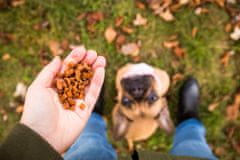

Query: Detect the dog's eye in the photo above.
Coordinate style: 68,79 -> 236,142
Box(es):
147,91 -> 159,104
121,97 -> 132,107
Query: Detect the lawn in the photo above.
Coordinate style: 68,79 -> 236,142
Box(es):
0,0 -> 240,159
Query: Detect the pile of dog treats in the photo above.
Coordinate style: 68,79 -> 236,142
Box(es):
55,62 -> 93,110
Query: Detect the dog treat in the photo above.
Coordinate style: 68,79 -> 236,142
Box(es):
55,62 -> 93,110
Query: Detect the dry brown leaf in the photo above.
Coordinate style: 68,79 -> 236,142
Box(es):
115,34 -> 126,47
121,43 -> 140,56
163,40 -> 179,49
135,1 -> 146,9
115,16 -> 124,27
225,23 -> 233,33
104,27 -> 117,43
48,40 -> 63,56
214,0 -> 225,7
214,147 -> 226,156
230,27 -> 240,40
16,105 -> 24,114
157,8 -> 174,21
172,73 -> 184,85
133,13 -> 148,26
226,92 -> 240,121
11,0 -> 25,7
192,27 -> 198,38
3,114 -> 8,122
121,26 -> 134,34
208,102 -> 219,112
2,53 -> 10,61
220,50 -> 234,67
86,11 -> 104,25
173,46 -> 185,58
13,82 -> 27,98
195,7 -> 209,15
76,13 -> 87,20
61,39 -> 69,51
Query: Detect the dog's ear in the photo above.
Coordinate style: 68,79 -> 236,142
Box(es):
112,105 -> 129,140
154,68 -> 170,97
156,100 -> 174,134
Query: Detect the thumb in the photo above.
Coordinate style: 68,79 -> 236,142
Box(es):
34,56 -> 62,87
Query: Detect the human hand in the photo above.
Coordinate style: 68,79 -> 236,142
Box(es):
20,47 -> 106,154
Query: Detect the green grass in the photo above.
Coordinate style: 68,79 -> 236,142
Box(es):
0,0 -> 240,159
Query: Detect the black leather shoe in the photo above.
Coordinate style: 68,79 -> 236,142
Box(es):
177,77 -> 200,124
93,84 -> 105,115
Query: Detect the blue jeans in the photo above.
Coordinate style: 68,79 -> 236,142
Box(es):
64,114 -> 216,160
170,118 -> 217,160
64,113 -> 117,160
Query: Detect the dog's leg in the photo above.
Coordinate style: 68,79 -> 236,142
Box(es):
112,104 -> 130,140
156,99 -> 175,134
127,138 -> 134,152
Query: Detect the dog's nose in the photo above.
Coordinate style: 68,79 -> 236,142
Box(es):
121,75 -> 153,101
130,86 -> 144,99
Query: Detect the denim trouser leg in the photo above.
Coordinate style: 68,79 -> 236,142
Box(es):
64,113 -> 117,160
170,118 -> 217,160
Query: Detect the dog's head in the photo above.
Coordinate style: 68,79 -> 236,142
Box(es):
113,63 -> 174,140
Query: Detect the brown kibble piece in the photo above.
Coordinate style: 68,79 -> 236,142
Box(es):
79,103 -> 86,110
55,62 -> 93,110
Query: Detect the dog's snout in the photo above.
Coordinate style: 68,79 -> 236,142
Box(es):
130,86 -> 144,99
121,75 -> 153,101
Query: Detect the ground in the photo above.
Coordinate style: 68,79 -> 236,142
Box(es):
0,0 -> 240,159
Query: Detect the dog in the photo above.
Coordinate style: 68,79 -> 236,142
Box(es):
112,63 -> 174,151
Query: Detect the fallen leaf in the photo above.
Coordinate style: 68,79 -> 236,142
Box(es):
61,39 -> 69,51
191,27 -> 198,38
195,7 -> 209,15
133,13 -> 148,26
0,32 -> 15,43
135,1 -> 146,9
33,21 -> 50,31
172,73 -> 184,85
225,23 -> 233,33
48,40 -> 63,56
104,26 -> 117,43
230,26 -> 240,40
226,92 -> 240,121
2,53 -> 11,61
13,82 -> 27,99
16,105 -> 24,114
2,114 -> 8,122
69,44 -> 84,50
214,147 -> 226,156
156,8 -> 174,21
163,40 -> 179,49
208,102 -> 219,112
121,43 -> 140,56
121,26 -> 134,34
11,0 -> 25,7
179,0 -> 190,5
115,16 -> 124,27
76,13 -> 87,20
86,11 -> 104,25
173,46 -> 185,58
115,34 -> 126,47
220,50 -> 234,67
214,0 -> 225,7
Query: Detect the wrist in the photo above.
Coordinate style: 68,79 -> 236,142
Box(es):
20,121 -> 62,153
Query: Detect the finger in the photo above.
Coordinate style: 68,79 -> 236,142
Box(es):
92,56 -> 106,70
84,67 -> 105,111
60,46 -> 87,73
34,56 -> 62,87
82,50 -> 97,65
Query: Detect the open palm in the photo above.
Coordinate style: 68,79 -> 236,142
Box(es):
21,47 -> 106,153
